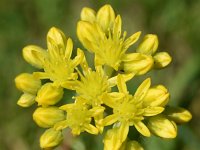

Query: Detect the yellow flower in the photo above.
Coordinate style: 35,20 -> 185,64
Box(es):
77,4 -> 141,70
54,102 -> 104,136
102,75 -> 165,139
40,128 -> 63,149
23,27 -> 84,87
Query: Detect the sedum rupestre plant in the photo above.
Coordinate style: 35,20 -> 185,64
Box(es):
15,4 -> 192,150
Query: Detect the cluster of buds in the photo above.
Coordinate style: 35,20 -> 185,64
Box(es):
15,4 -> 191,150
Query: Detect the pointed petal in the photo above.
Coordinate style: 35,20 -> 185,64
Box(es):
123,31 -> 141,51
102,93 -> 125,108
134,121 -> 151,137
143,107 -> 164,116
33,72 -> 50,79
103,114 -> 118,126
96,4 -> 115,32
113,15 -> 122,39
54,120 -> 68,130
81,7 -> 96,23
64,38 -> 73,60
134,78 -> 151,101
84,124 -> 99,135
117,75 -> 128,94
71,48 -> 84,68
118,121 -> 129,142
61,80 -> 77,90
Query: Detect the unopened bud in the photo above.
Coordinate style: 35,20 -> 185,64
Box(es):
153,52 -> 172,68
36,83 -> 63,106
40,128 -> 63,149
143,85 -> 169,107
17,93 -> 35,107
81,7 -> 96,23
136,34 -> 158,55
147,115 -> 177,139
15,73 -> 41,94
123,141 -> 144,150
23,45 -> 47,69
33,107 -> 65,128
122,53 -> 154,75
165,106 -> 192,124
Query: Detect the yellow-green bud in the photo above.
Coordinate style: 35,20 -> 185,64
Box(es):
23,45 -> 47,69
153,52 -> 172,68
136,34 -> 158,55
36,83 -> 63,106
96,4 -> 115,32
124,141 -> 144,150
40,128 -> 63,149
17,93 -> 35,107
33,107 -> 65,128
103,128 -> 123,150
81,7 -> 96,23
165,106 -> 192,124
122,53 -> 154,75
15,73 -> 41,94
147,115 -> 177,139
143,85 -> 169,107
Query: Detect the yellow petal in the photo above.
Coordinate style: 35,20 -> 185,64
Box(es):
64,37 -> 73,60
103,93 -> 125,108
123,31 -> 141,51
113,15 -> 122,39
96,4 -> 115,32
54,120 -> 68,130
71,48 -> 84,68
134,78 -> 151,102
134,121 -> 151,137
47,27 -> 67,60
143,106 -> 164,116
117,74 -> 128,94
84,124 -> 99,135
118,121 -> 129,143
81,7 -> 96,23
103,114 -> 118,126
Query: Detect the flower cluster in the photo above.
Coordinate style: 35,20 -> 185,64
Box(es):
15,4 -> 192,150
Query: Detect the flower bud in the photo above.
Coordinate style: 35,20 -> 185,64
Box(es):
122,53 -> 154,75
33,107 -> 65,128
153,52 -> 172,68
36,83 -> 63,106
23,45 -> 47,69
96,4 -> 115,32
164,106 -> 192,124
40,128 -> 63,149
136,34 -> 158,55
122,141 -> 144,150
15,73 -> 41,94
81,7 -> 96,23
147,115 -> 177,138
143,85 -> 169,107
17,93 -> 35,107
103,128 -> 122,150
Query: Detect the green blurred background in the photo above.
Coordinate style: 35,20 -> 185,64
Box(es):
0,0 -> 200,149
